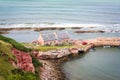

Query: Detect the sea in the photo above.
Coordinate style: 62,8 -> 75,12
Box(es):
62,47 -> 120,80
0,0 -> 120,32
0,0 -> 120,80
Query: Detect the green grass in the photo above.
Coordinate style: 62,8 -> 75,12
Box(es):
0,56 -> 15,80
0,40 -> 15,60
31,54 -> 43,67
0,76 -> 4,80
34,45 -> 74,51
30,54 -> 42,80
9,69 -> 40,80
0,58 -> 41,80
22,43 -> 74,52
0,35 -> 30,52
0,40 -> 41,80
0,56 -> 40,80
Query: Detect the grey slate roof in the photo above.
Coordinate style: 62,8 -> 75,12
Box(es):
56,32 -> 69,40
40,32 -> 69,42
41,33 -> 58,42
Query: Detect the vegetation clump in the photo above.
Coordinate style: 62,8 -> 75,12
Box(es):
0,35 -> 31,52
31,54 -> 43,67
31,54 -> 43,80
9,69 -> 38,80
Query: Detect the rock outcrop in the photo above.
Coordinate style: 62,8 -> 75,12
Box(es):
12,48 -> 35,72
37,49 -> 71,60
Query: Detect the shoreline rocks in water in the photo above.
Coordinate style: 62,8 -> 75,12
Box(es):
33,27 -> 65,31
74,30 -> 105,33
0,27 -> 65,31
1,27 -> 120,34
0,27 -> 32,34
71,27 -> 82,29
0,27 -> 32,31
0,27 -> 65,34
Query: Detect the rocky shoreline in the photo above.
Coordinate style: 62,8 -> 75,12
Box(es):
38,37 -> 120,80
1,27 -> 120,34
37,45 -> 93,80
39,60 -> 66,80
39,54 -> 82,80
0,27 -> 65,34
74,30 -> 105,33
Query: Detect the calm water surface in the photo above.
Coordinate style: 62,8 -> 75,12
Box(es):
3,29 -> 120,42
62,47 -> 120,80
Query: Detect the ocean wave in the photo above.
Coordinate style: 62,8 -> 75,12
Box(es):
0,23 -> 104,28
0,23 -> 120,33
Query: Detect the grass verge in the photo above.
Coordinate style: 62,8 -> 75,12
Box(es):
22,43 -> 74,52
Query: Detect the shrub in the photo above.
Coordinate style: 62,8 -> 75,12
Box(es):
30,54 -> 42,80
31,54 -> 43,67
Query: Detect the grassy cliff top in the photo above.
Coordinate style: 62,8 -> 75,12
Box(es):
0,40 -> 15,60
0,35 -> 31,52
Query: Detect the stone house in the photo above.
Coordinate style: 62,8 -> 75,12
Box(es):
37,32 -> 70,46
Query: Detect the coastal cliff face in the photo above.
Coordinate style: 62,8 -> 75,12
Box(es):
0,35 -> 41,80
12,48 -> 35,72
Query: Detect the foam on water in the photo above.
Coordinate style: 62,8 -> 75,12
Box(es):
7,23 -> 104,28
1,23 -> 120,33
0,23 -> 107,28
